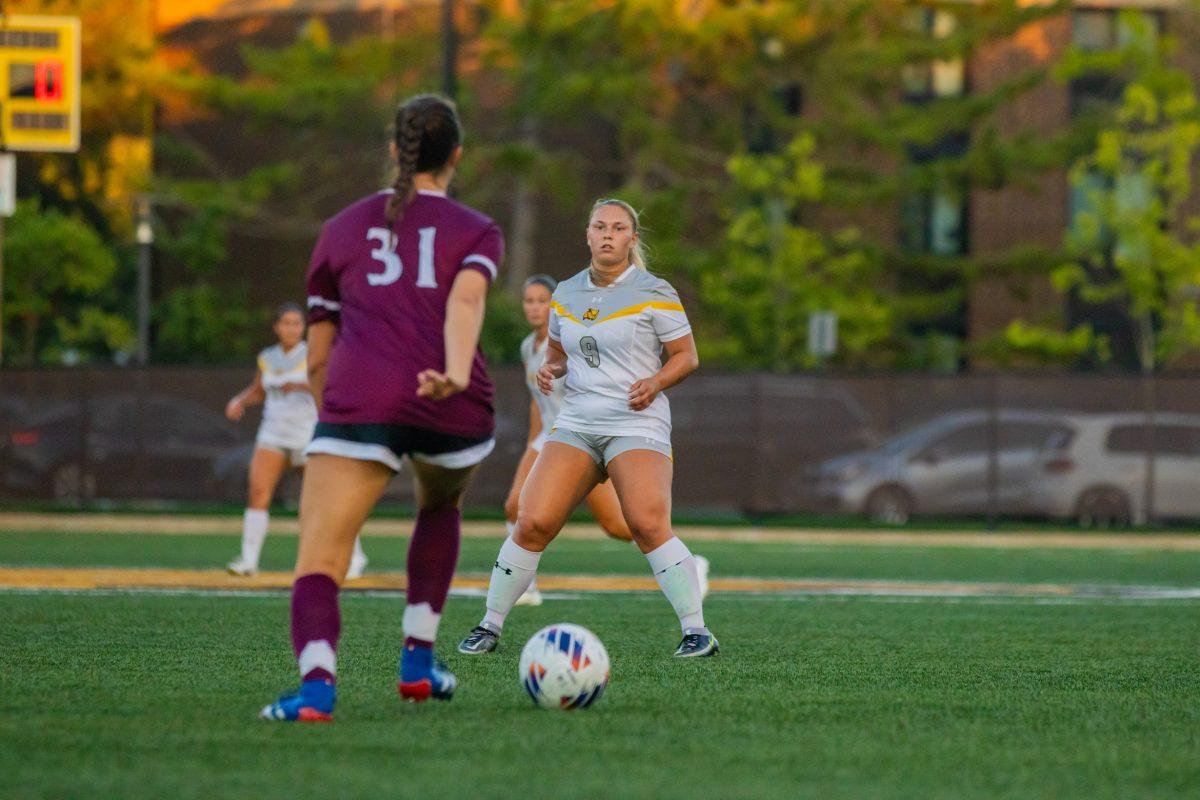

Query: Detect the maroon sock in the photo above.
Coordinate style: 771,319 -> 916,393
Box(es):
291,573 -> 340,683
404,506 -> 462,646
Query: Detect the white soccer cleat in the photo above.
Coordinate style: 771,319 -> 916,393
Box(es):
346,554 -> 369,581
226,557 -> 257,577
515,586 -> 544,607
695,554 -> 710,599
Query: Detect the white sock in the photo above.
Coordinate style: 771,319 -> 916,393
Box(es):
402,601 -> 440,643
240,508 -> 269,567
481,536 -> 541,633
505,520 -> 538,591
646,537 -> 706,634
351,535 -> 367,564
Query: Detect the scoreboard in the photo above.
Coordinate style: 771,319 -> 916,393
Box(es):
0,15 -> 80,153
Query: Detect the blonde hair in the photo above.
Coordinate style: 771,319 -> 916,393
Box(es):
589,198 -> 647,269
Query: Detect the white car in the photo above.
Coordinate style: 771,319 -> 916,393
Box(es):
1030,412 -> 1200,527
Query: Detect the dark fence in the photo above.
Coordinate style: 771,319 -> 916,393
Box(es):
2,367 -> 1198,524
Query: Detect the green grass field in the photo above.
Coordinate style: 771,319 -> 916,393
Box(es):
2,525 -> 1199,799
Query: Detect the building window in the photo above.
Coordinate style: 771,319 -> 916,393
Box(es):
902,8 -> 966,102
1069,9 -> 1161,117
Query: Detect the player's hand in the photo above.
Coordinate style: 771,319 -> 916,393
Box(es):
628,377 -> 662,411
537,362 -> 565,395
225,397 -> 245,421
417,369 -> 467,401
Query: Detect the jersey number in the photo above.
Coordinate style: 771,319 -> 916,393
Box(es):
366,227 -> 438,288
580,336 -> 601,368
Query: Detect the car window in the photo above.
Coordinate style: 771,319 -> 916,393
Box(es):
923,423 -> 989,458
1106,424 -> 1200,457
999,422 -> 1073,453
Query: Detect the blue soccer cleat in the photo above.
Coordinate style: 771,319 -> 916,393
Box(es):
397,642 -> 457,702
259,678 -> 336,722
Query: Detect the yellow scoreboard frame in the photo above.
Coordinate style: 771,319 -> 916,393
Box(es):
0,15 -> 80,153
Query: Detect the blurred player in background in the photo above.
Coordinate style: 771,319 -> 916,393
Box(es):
459,199 -> 717,659
500,274 -> 708,609
261,94 -> 503,722
223,303 -> 369,579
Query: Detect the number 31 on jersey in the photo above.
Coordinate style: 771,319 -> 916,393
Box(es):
366,227 -> 438,289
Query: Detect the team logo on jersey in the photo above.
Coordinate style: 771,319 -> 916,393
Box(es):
583,307 -> 599,321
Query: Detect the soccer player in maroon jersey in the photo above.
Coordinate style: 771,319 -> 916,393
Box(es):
261,94 -> 503,722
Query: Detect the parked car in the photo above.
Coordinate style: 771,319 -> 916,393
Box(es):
1030,413 -> 1200,527
808,410 -> 1074,523
3,393 -> 250,501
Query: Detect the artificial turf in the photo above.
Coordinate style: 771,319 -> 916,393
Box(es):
2,528 -> 1199,798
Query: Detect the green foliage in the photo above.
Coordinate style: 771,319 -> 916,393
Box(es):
699,135 -> 892,369
1019,11 -> 1200,371
480,291 -> 529,366
152,283 -> 262,363
3,201 -> 133,364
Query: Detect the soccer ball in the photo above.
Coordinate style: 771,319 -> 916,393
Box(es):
518,623 -> 610,710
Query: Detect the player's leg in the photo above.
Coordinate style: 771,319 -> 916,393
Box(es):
396,457 -> 478,701
261,454 -> 391,721
583,479 -> 634,542
294,454 -> 370,580
228,446 -> 288,576
506,446 -> 543,606
585,475 -> 708,595
459,437 -> 601,654
605,444 -> 718,658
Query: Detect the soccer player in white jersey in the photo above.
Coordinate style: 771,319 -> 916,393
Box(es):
223,303 -> 367,578
501,273 -> 708,608
459,199 -> 718,658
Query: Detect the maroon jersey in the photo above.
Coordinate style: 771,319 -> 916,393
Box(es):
306,190 -> 503,437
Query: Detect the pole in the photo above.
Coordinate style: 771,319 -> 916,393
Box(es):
441,0 -> 457,100
0,212 -> 5,367
135,197 -> 153,365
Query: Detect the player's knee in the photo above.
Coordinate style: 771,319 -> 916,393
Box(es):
503,494 -> 519,523
599,516 -> 633,541
248,487 -> 273,509
514,513 -> 557,547
624,513 -> 670,543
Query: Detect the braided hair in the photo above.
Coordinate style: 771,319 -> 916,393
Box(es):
386,94 -> 463,228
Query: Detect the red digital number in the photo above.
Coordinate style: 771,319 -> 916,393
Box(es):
35,60 -> 63,103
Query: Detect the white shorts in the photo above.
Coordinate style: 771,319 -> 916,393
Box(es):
530,431 -> 550,453
255,434 -> 308,468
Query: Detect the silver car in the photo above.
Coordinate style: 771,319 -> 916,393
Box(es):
809,410 -> 1073,524
1028,413 -> 1200,527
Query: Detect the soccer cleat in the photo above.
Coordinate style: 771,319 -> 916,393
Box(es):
515,586 -> 544,607
457,625 -> 499,655
398,643 -> 457,702
259,678 -> 335,722
695,554 -> 711,599
345,553 -> 368,581
673,631 -> 719,658
226,557 -> 257,577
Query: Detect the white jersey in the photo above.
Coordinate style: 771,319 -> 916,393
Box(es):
548,265 -> 691,443
520,331 -> 564,440
257,343 -> 318,448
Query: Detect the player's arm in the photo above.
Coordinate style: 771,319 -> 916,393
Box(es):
306,321 -> 337,412
536,339 -> 567,395
225,370 -> 265,421
417,270 -> 489,401
628,334 -> 699,412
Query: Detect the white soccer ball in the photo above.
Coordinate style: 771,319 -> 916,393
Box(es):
518,623 -> 610,710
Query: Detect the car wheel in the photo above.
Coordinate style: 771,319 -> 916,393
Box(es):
865,486 -> 914,526
51,463 -> 96,501
1075,487 -> 1132,529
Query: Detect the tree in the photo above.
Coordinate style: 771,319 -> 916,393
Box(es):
4,201 -> 133,365
1006,11 -> 1200,371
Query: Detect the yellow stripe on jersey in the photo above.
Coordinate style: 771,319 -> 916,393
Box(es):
551,300 -> 581,324
594,301 -> 685,325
